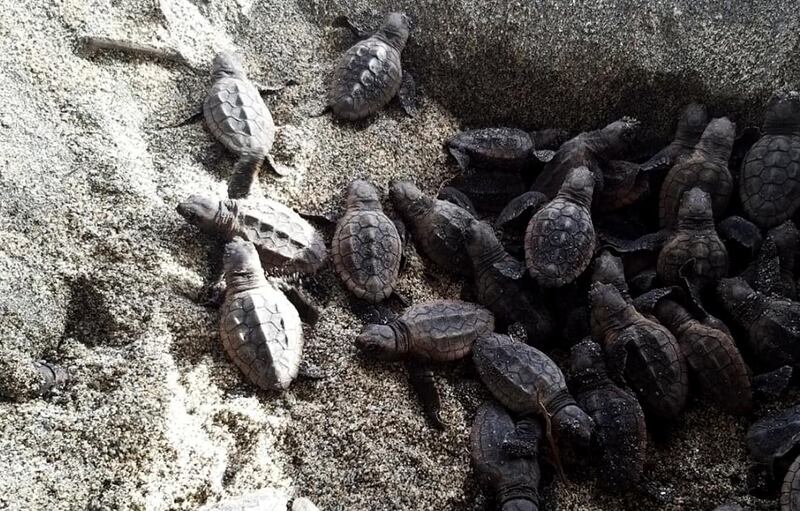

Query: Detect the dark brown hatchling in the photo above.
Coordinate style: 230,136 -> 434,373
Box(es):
740,91 -> 800,229
472,333 -> 595,456
659,117 -> 735,229
328,13 -> 415,120
569,339 -> 647,492
177,195 -> 327,275
219,238 -> 303,391
446,127 -> 567,173
332,180 -> 402,303
356,300 -> 494,428
590,282 -> 688,419
653,298 -> 752,415
657,187 -> 729,287
640,102 -> 709,173
202,52 -> 286,199
525,166 -> 596,287
390,180 -> 475,276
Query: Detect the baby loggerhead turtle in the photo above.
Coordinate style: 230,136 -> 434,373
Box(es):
356,300 -> 494,428
327,13 -> 416,120
446,127 -> 567,174
219,238 -> 304,391
640,102 -> 709,173
332,180 -> 402,303
740,91 -> 800,229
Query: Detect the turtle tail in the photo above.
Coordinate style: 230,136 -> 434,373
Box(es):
227,154 -> 263,199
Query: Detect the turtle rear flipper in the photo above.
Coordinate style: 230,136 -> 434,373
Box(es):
407,360 -> 447,430
35,361 -> 70,396
228,154 -> 264,199
397,72 -> 417,118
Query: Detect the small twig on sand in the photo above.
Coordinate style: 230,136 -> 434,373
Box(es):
79,35 -> 202,74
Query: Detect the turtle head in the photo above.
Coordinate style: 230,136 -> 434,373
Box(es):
499,499 -> 538,511
211,51 -> 246,79
600,116 -> 640,152
177,195 -> 219,230
569,338 -> 606,376
555,405 -> 595,451
589,281 -> 628,322
677,187 -> 713,225
379,12 -> 412,49
222,237 -> 265,288
676,102 -> 709,140
764,90 -> 800,134
345,179 -> 381,210
389,180 -> 430,219
558,166 -> 595,205
355,324 -> 403,360
592,250 -> 626,288
716,277 -> 754,306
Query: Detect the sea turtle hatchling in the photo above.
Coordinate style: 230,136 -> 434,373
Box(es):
740,91 -> 800,229
446,127 -> 568,174
533,117 -> 640,199
716,277 -> 800,370
653,298 -> 752,415
332,180 -> 402,303
201,52 -> 288,199
219,238 -> 304,391
470,401 -> 543,511
472,333 -> 595,456
356,300 -> 494,428
327,12 -> 415,120
747,403 -> 800,508
590,282 -> 688,419
659,117 -> 736,229
569,339 -> 647,492
465,220 -> 555,344
657,187 -> 729,287
525,166 -> 596,288
640,102 -> 709,173
390,180 -> 475,276
177,195 -> 327,275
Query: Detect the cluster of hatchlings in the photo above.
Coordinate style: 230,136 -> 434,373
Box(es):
65,10 -> 800,511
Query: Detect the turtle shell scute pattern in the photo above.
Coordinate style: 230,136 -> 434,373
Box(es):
204,77 -> 275,156
234,200 -> 328,275
332,209 -> 402,303
449,128 -> 533,168
415,201 -> 475,275
678,323 -> 751,414
781,454 -> 800,510
659,160 -> 733,228
401,301 -> 494,362
657,231 -> 728,287
473,333 -> 568,414
220,286 -> 303,391
525,198 -> 596,287
741,135 -> 800,228
620,323 -> 688,419
329,39 -> 402,120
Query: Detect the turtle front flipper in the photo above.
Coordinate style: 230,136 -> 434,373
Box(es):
753,365 -> 793,402
254,79 -> 298,96
639,146 -> 679,174
501,416 -> 542,458
279,284 -> 321,327
263,153 -> 293,177
599,229 -> 668,253
168,108 -> 204,129
35,361 -> 70,396
398,72 -> 417,117
227,154 -> 264,199
332,15 -> 372,39
753,237 -> 782,297
407,360 -> 447,429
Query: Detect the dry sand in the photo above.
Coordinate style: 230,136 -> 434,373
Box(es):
1,0 -> 799,510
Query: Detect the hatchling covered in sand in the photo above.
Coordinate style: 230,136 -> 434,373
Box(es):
327,12 -> 416,120
472,333 -> 595,455
356,300 -> 494,428
219,238 -> 304,391
740,91 -> 800,229
525,166 -> 596,287
332,180 -> 402,303
177,195 -> 328,275
200,52 -> 289,198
